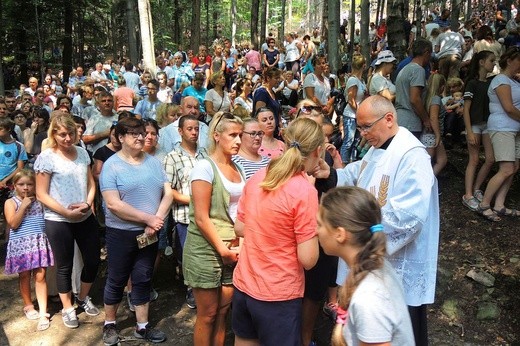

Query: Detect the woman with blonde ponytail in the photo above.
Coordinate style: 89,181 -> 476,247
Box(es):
317,186 -> 414,346
231,117 -> 322,345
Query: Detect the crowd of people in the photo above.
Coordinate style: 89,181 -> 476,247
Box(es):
0,2 -> 519,345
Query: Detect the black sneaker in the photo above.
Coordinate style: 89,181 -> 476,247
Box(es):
103,323 -> 119,346
134,324 -> 167,343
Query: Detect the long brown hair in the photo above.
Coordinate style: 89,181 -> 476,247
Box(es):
319,186 -> 387,346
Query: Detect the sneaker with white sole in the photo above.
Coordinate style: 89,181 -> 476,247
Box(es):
186,288 -> 196,309
77,296 -> 100,316
62,308 -> 79,329
103,323 -> 119,346
474,190 -> 484,203
134,324 -> 167,343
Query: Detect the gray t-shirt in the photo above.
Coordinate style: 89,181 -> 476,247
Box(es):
395,62 -> 426,132
342,261 -> 415,346
369,74 -> 396,97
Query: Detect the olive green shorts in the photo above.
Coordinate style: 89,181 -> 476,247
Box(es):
183,236 -> 235,289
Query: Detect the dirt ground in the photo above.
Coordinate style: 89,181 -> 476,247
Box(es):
0,145 -> 519,346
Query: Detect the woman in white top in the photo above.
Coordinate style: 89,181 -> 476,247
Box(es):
368,50 -> 397,102
284,33 -> 303,79
233,79 -> 253,115
341,54 -> 367,163
478,47 -> 520,221
34,114 -> 100,328
303,55 -> 332,114
205,71 -> 231,122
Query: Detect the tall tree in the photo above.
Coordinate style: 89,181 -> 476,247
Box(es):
260,0 -> 268,45
126,0 -> 138,64
138,0 -> 155,73
280,0 -> 286,43
451,0 -> 461,31
231,0 -> 237,45
190,0 -> 202,50
349,0 -> 355,58
62,0 -> 73,83
0,0 -> 5,95
327,0 -> 340,73
251,0 -> 260,48
360,0 -> 370,64
386,0 -> 406,61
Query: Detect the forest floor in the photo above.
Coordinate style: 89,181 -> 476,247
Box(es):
0,144 -> 519,346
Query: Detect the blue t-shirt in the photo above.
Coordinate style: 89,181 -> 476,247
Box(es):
0,140 -> 27,181
182,86 -> 208,113
100,153 -> 168,231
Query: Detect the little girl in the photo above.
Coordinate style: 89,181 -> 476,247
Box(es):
317,186 -> 414,346
421,73 -> 448,176
461,50 -> 496,211
4,169 -> 54,331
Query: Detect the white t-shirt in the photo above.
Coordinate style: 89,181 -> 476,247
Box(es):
204,89 -> 232,113
33,147 -> 92,223
342,261 -> 415,346
369,73 -> 396,97
189,158 -> 245,221
303,73 -> 331,106
488,74 -> 520,132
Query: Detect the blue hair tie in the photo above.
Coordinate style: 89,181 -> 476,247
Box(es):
370,224 -> 384,233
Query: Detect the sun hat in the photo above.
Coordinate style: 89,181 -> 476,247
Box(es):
375,50 -> 397,66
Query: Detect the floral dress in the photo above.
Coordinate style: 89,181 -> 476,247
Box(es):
4,197 -> 54,275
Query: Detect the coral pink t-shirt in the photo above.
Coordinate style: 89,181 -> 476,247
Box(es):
233,168 -> 318,301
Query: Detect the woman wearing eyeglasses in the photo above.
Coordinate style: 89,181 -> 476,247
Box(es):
183,112 -> 245,346
257,108 -> 285,159
100,117 -> 172,344
232,118 -> 270,180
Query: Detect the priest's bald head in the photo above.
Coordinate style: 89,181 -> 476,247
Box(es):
356,95 -> 399,148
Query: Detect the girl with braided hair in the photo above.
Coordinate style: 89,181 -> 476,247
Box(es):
317,186 -> 414,346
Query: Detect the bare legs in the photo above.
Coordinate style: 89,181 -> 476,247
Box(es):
192,285 -> 234,346
464,133 -> 494,198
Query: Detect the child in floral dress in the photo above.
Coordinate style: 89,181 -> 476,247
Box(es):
4,169 -> 54,331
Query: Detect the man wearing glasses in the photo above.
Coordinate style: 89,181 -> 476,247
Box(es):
83,91 -> 118,153
314,95 -> 439,346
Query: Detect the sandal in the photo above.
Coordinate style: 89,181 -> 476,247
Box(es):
474,190 -> 484,202
493,207 -> 520,217
477,204 -> 501,222
37,313 -> 50,331
23,305 -> 40,320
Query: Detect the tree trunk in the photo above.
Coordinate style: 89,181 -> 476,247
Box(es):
321,0 -> 328,41
360,0 -> 370,64
288,0 -> 293,33
173,0 -> 181,45
190,0 -> 201,50
231,0 -> 237,46
386,0 -> 406,61
62,0 -> 73,83
78,10 -> 85,66
35,3 -> 44,82
126,0 -> 138,64
451,0 -> 461,31
306,0 -> 310,33
465,0 -> 472,22
349,0 -> 355,57
260,0 -> 267,45
138,0 -> 156,73
280,0 -> 286,43
251,0 -> 260,48
205,0 -> 210,45
415,0 -> 422,38
327,0 -> 340,73
376,0 -> 382,26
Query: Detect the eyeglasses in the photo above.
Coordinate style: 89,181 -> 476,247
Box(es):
356,113 -> 387,133
14,115 -> 26,119
300,105 -> 322,113
126,131 -> 146,138
213,112 -> 236,129
243,130 -> 265,138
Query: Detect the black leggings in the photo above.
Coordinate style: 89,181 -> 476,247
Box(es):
45,215 -> 100,293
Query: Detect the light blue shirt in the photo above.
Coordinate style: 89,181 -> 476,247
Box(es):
158,118 -> 209,154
